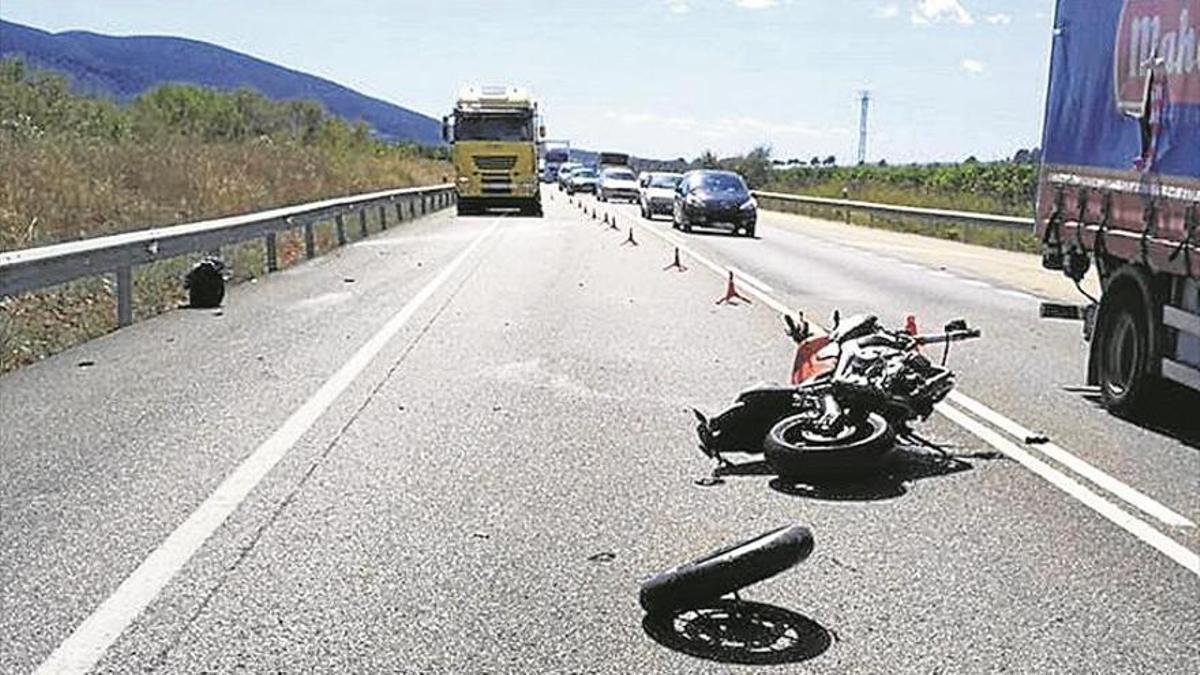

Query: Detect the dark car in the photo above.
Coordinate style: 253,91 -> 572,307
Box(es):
672,170 -> 757,237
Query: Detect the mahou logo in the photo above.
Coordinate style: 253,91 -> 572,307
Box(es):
1114,0 -> 1200,112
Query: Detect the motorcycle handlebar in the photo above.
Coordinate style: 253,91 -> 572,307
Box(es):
912,328 -> 982,346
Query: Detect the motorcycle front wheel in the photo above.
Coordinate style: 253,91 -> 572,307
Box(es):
764,412 -> 894,481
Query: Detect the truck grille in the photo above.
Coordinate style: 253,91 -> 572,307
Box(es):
474,156 -> 517,171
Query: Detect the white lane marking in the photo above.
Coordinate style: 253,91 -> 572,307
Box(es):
601,204 -> 1200,576
961,279 -> 993,289
947,391 -> 1195,528
997,288 -> 1040,303
34,218 -> 505,675
727,267 -> 775,293
937,401 -> 1199,576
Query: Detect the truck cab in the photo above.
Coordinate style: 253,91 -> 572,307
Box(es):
445,85 -> 544,217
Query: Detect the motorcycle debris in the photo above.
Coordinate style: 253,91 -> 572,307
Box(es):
587,551 -> 617,563
1024,433 -> 1050,445
694,476 -> 725,488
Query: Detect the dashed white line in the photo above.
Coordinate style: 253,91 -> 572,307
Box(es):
34,217 -> 506,675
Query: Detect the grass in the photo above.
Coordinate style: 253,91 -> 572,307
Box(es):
0,61 -> 450,373
757,196 -> 1041,254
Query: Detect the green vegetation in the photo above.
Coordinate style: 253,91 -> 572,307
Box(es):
0,59 -> 449,372
692,145 -> 1040,252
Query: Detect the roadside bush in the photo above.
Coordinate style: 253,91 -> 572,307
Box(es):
0,58 -> 449,371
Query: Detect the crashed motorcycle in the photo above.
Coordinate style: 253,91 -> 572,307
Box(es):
694,311 -> 981,480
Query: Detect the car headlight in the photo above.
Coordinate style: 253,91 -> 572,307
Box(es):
686,195 -> 704,207
740,198 -> 757,211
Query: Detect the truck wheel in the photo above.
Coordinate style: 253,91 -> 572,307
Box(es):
1096,286 -> 1154,415
639,524 -> 813,615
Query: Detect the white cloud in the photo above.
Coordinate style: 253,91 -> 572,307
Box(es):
733,0 -> 780,8
665,0 -> 690,14
912,0 -> 974,25
984,13 -> 1012,25
961,58 -> 986,74
873,3 -> 900,19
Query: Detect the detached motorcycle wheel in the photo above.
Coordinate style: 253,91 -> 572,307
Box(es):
764,413 -> 893,481
639,524 -> 813,615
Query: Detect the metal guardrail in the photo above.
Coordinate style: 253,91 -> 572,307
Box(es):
752,190 -> 1035,230
0,184 -> 456,327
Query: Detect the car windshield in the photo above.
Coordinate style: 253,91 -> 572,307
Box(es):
650,174 -> 682,189
695,173 -> 747,194
454,112 -> 533,141
605,170 -> 636,181
575,169 -> 597,178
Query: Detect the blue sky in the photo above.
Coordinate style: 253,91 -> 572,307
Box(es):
0,1 -> 1056,163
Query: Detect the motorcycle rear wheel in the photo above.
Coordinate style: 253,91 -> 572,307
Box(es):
764,413 -> 894,481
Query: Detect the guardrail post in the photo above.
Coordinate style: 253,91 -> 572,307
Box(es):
359,208 -> 369,238
379,205 -> 388,230
335,214 -> 347,246
115,266 -> 133,327
265,232 -> 278,272
394,200 -> 404,222
303,220 -> 315,259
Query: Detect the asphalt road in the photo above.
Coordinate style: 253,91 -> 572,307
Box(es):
1,188 -> 1197,673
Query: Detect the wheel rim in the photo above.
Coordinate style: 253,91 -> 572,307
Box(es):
1105,312 -> 1140,396
781,418 -> 872,448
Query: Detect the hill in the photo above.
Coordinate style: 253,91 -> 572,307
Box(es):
0,19 -> 441,144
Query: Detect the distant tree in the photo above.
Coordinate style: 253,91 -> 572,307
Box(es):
734,145 -> 772,188
822,155 -> 836,166
695,150 -> 720,169
877,159 -> 888,167
810,156 -> 821,166
964,155 -> 979,164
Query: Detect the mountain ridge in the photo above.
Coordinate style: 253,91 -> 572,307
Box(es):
0,19 -> 442,145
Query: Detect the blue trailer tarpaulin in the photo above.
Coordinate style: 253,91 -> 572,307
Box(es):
1043,0 -> 1199,179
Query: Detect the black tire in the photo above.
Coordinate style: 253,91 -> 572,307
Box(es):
746,225 -> 756,238
639,524 -> 814,615
1096,286 -> 1154,415
764,413 -> 893,480
185,263 -> 226,309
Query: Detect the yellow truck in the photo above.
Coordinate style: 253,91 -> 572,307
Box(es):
443,85 -> 544,217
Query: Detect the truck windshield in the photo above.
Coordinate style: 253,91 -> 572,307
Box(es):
456,113 -> 533,141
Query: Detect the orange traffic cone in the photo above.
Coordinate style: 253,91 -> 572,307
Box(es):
716,271 -> 751,305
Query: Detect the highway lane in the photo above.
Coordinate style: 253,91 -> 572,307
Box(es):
605,197 -> 1200,546
1,190 -> 1197,673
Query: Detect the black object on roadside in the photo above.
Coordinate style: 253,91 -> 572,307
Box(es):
185,258 -> 228,308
